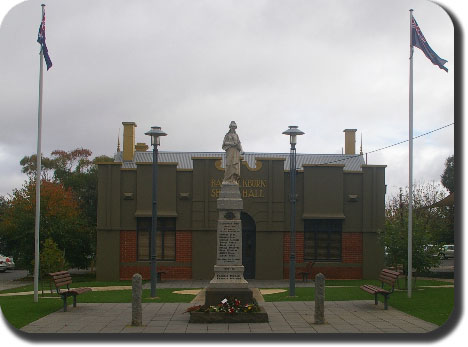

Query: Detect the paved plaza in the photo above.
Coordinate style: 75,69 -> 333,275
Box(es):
5,280 -> 439,334
19,300 -> 438,334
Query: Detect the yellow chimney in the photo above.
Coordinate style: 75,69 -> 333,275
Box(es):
135,142 -> 149,152
122,122 -> 137,161
343,129 -> 357,155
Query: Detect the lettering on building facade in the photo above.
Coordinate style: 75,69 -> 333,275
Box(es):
210,178 -> 267,199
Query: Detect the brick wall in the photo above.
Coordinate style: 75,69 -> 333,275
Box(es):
283,232 -> 304,264
119,230 -> 192,280
342,232 -> 363,264
119,229 -> 363,280
120,231 -> 137,262
282,231 -> 363,279
176,231 -> 192,263
283,232 -> 304,279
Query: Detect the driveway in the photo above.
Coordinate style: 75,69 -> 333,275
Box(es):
430,259 -> 454,273
0,269 -> 31,291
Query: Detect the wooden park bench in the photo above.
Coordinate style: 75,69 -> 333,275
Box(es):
360,269 -> 400,310
298,261 -> 315,282
49,271 -> 92,312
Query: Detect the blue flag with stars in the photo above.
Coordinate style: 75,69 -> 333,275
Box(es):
37,8 -> 52,70
411,16 -> 448,72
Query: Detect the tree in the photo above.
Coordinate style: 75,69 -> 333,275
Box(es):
441,155 -> 454,193
1,148 -> 113,271
0,195 -> 7,223
20,149 -> 113,227
37,238 -> 68,285
0,180 -> 93,270
439,155 -> 455,243
19,154 -> 56,181
16,149 -> 114,268
380,182 -> 450,285
19,148 -> 96,179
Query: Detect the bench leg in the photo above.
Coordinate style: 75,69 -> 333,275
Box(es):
62,296 -> 67,312
73,295 -> 77,307
374,293 -> 378,305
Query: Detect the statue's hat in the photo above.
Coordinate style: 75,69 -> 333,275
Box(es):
229,121 -> 237,128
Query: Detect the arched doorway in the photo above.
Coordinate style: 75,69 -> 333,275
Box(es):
241,212 -> 256,279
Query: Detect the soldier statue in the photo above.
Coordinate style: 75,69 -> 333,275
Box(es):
222,121 -> 243,184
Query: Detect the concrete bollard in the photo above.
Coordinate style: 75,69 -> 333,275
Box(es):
314,273 -> 325,324
132,273 -> 142,326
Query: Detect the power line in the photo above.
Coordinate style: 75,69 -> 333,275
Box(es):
366,123 -> 454,155
315,122 -> 454,166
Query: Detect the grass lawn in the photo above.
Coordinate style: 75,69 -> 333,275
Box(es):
387,288 -> 454,326
0,295 -> 65,330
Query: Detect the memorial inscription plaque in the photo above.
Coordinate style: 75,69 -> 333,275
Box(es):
217,220 -> 241,264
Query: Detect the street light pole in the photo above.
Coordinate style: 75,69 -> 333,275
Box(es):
282,126 -> 304,297
145,126 -> 167,298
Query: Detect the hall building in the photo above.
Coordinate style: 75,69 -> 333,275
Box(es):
96,122 -> 386,281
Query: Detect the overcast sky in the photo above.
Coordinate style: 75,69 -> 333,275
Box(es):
0,0 -> 458,200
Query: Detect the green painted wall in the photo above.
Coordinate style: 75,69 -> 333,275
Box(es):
303,165 -> 345,219
343,172 -> 363,233
135,163 -> 177,218
97,157 -> 386,281
121,170 -> 137,230
256,231 -> 283,279
361,165 -> 386,277
176,171 -> 193,230
191,230 -> 216,279
96,163 -> 122,281
96,230 -> 120,281
363,232 -> 385,279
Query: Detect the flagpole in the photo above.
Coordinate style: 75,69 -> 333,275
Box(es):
408,8 -> 414,299
34,3 -> 46,303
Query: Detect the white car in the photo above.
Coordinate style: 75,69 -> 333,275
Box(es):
0,254 -> 15,272
438,245 -> 455,260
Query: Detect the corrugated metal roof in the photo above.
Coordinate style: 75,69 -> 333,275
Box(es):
115,151 -> 365,171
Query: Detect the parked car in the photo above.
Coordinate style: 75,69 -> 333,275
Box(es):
438,245 -> 455,259
0,254 -> 15,272
424,244 -> 439,257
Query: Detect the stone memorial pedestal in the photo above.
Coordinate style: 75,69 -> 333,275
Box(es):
205,182 -> 253,306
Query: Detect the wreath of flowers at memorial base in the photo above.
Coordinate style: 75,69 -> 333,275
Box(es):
186,297 -> 260,314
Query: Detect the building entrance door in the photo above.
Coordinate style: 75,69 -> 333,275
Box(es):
241,212 -> 256,279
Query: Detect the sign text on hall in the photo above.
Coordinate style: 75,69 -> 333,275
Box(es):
210,178 -> 267,199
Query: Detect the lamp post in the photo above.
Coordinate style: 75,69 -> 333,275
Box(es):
145,126 -> 167,298
282,125 -> 304,297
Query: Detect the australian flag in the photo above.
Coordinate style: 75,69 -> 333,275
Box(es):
37,9 -> 52,70
411,16 -> 447,72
